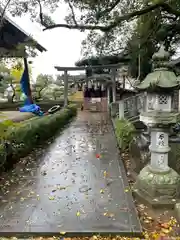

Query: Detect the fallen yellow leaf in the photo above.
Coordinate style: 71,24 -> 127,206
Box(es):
76,211 -> 80,217
161,228 -> 170,234
91,236 -> 98,240
144,219 -> 151,224
100,189 -> 104,194
49,196 -> 55,200
103,171 -> 108,178
57,186 -> 66,190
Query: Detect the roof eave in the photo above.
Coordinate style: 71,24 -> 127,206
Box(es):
25,36 -> 47,52
2,10 -> 47,53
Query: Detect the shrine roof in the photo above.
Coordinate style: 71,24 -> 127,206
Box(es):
54,63 -> 125,72
0,9 -> 46,56
75,51 -> 131,67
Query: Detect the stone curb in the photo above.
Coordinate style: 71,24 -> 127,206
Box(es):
110,116 -> 143,234
175,202 -> 180,222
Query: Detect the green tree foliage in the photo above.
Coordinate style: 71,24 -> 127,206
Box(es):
10,61 -> 24,96
0,63 -> 10,94
1,0 -> 180,41
1,0 -> 180,76
127,0 -> 180,80
41,84 -> 63,100
10,60 -> 30,101
0,59 -> 32,102
127,9 -> 160,80
0,62 -> 22,102
32,74 -> 53,100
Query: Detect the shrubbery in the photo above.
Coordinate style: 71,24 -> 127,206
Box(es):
115,118 -> 135,150
0,104 -> 77,171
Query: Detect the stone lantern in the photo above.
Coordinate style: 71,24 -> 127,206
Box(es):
134,45 -> 180,207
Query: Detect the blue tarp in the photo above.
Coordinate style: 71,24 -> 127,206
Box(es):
19,59 -> 44,116
19,104 -> 44,116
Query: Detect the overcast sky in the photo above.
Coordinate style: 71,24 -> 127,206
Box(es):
11,4 -> 87,80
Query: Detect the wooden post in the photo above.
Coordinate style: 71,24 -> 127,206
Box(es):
111,69 -> 116,102
122,76 -> 126,89
107,85 -> 110,111
64,70 -> 68,107
118,100 -> 124,119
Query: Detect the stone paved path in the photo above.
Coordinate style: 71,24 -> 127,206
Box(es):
0,112 -> 142,236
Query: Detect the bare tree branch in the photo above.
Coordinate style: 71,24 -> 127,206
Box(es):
37,0 -> 49,28
96,0 -> 121,20
162,2 -> 180,17
43,22 -> 107,31
41,2 -> 180,32
67,0 -> 78,25
0,0 -> 12,31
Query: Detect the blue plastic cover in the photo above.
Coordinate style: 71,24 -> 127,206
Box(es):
19,104 -> 44,116
19,59 -> 44,116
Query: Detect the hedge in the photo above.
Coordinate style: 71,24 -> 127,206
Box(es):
0,104 -> 77,171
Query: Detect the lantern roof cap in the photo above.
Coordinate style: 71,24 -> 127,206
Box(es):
152,45 -> 170,62
136,44 -> 180,91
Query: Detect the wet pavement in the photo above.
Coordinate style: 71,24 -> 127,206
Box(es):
0,112 -> 142,236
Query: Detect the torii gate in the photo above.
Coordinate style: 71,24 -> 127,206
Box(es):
54,63 -> 126,110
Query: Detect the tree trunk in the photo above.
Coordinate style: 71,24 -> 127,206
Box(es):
11,92 -> 15,103
37,91 -> 42,99
9,84 -> 15,103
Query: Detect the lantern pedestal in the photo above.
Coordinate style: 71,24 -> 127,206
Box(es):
134,165 -> 180,208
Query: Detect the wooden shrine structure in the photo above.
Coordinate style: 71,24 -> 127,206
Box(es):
54,61 -> 136,111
